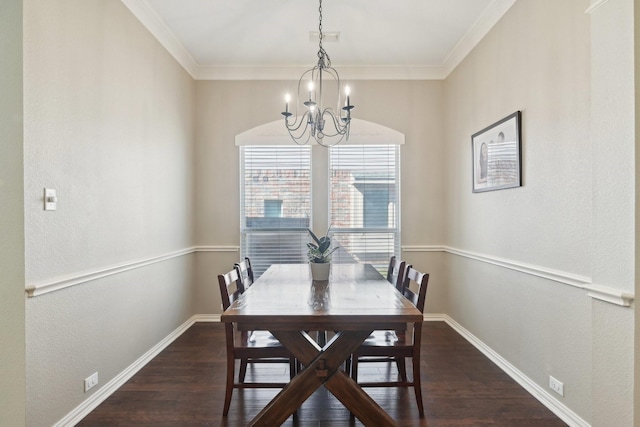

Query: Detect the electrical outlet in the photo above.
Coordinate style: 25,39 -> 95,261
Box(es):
549,375 -> 564,396
84,372 -> 99,393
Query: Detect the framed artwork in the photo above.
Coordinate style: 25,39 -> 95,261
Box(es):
472,111 -> 522,193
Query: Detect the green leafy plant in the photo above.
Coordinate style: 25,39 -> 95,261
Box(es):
307,228 -> 337,264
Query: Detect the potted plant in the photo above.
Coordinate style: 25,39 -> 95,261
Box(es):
307,228 -> 337,281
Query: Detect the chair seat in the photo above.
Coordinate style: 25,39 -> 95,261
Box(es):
239,331 -> 287,349
361,329 -> 408,347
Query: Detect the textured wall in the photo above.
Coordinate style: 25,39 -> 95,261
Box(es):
23,0 -> 196,425
0,0 -> 26,425
443,0 -> 596,422
589,0 -> 636,425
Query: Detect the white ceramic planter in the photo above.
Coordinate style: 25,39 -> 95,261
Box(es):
310,262 -> 331,281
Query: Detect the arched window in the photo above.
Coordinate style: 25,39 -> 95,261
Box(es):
237,119 -> 403,278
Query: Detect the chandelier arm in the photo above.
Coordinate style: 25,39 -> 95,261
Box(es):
290,130 -> 313,146
316,133 -> 346,147
285,111 -> 318,146
319,109 -> 349,137
285,111 -> 312,134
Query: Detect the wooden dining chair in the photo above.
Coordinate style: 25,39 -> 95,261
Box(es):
350,266 -> 430,417
218,268 -> 296,416
234,257 -> 254,290
387,256 -> 408,292
344,258 -> 410,376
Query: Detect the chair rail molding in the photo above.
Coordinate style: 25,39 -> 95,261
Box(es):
402,245 -> 634,307
25,246 -> 240,297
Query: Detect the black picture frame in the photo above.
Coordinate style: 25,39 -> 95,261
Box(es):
472,111 -> 522,193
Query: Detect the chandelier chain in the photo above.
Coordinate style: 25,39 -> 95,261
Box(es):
317,0 -> 329,65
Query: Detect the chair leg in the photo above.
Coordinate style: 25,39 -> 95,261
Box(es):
344,355 -> 352,376
396,357 -> 407,382
412,355 -> 424,417
289,358 -> 296,379
239,358 -> 248,383
351,355 -> 359,381
223,355 -> 235,416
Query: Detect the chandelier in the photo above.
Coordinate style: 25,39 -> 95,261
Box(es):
281,0 -> 354,147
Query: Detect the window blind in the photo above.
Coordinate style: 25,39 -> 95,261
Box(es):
240,146 -> 312,278
329,145 -> 400,274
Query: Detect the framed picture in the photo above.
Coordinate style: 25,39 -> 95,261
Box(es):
472,111 -> 522,193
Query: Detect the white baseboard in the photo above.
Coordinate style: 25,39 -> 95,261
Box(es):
54,316 -> 199,427
425,314 -> 590,427
56,313 -> 589,427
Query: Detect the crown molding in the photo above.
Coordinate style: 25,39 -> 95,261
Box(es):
120,0 -> 198,78
122,0 -> 516,81
442,0 -> 518,77
195,65 -> 447,81
585,0 -> 611,14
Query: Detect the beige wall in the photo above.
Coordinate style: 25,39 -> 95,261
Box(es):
15,0 -> 638,425
589,0 -> 636,425
23,1 -> 196,425
0,0 -> 26,425
193,80 -> 448,314
636,0 -> 640,423
444,0 -> 635,425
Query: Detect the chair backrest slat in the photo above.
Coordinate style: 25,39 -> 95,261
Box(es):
402,267 -> 429,313
234,257 -> 254,291
387,256 -> 409,292
218,268 -> 241,311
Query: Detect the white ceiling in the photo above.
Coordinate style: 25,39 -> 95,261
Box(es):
121,0 -> 516,80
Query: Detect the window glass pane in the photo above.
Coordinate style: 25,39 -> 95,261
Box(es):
240,146 -> 311,277
329,145 -> 400,273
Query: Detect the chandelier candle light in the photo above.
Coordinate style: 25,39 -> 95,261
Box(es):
281,0 -> 354,147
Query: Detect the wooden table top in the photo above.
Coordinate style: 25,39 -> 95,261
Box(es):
220,263 -> 423,331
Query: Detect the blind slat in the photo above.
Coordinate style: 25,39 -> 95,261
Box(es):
241,146 -> 312,277
329,145 -> 400,272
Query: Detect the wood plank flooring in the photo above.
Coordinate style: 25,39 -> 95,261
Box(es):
78,321 -> 567,426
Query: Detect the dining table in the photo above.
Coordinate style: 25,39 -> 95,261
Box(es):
220,263 -> 424,426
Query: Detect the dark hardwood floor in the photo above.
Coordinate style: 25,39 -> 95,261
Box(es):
78,322 -> 566,426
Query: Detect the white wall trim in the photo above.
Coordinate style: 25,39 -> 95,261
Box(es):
403,245 -> 634,307
54,315 -> 199,427
25,248 -> 195,298
28,243 -> 634,308
195,65 -> 447,81
426,314 -> 591,427
194,245 -> 240,253
583,284 -> 634,307
585,0 -> 611,15
25,246 -> 239,297
446,246 -> 591,288
235,119 -> 405,146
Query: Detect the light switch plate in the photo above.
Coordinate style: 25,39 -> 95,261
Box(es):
44,188 -> 57,211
